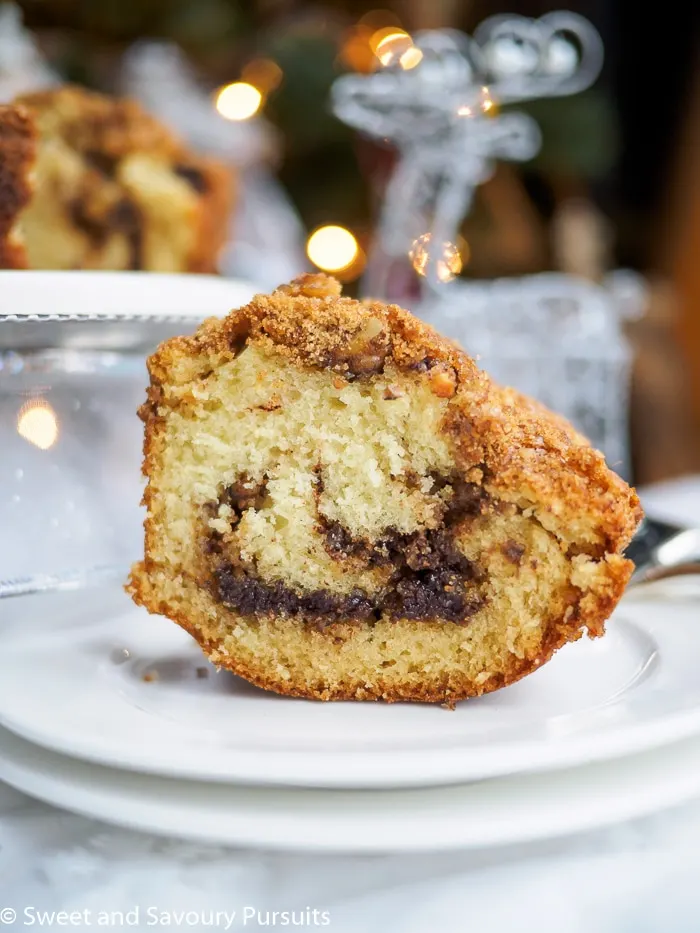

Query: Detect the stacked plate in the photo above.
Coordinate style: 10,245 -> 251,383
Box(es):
1,577 -> 700,854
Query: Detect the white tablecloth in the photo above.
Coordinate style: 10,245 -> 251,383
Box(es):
2,476 -> 700,932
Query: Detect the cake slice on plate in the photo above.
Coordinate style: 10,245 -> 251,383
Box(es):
0,86 -> 231,272
128,273 -> 642,704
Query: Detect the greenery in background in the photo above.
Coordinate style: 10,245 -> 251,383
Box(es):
517,90 -> 619,180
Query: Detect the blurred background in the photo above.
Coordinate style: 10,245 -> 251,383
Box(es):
5,0 -> 700,486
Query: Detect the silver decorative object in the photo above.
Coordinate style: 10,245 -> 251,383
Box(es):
0,2 -> 57,102
332,12 -> 602,296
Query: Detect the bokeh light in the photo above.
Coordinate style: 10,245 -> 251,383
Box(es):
409,233 -> 464,283
370,26 -> 409,53
339,16 -> 420,73
215,82 -> 262,121
17,399 -> 59,450
373,29 -> 413,67
307,225 -> 360,272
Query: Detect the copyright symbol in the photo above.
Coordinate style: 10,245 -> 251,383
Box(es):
0,908 -> 16,924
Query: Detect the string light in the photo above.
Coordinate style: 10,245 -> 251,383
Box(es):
307,225 -> 359,272
215,82 -> 262,121
17,399 -> 59,450
409,233 -> 463,282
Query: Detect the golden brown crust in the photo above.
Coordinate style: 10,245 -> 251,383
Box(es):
0,104 -> 36,268
129,272 -> 643,704
1,86 -> 232,273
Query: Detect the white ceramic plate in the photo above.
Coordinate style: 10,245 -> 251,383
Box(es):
1,584 -> 700,788
1,723 -> 700,852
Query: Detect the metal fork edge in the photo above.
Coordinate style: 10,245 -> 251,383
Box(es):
0,565 -> 127,600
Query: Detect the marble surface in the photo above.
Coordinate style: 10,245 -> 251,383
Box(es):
1,475 -> 699,931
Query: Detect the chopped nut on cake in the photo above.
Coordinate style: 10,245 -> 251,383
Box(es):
127,273 -> 642,705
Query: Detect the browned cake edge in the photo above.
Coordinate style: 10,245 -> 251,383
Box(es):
0,104 -> 36,269
128,273 -> 643,703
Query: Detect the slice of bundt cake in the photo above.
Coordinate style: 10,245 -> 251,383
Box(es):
128,273 -> 642,704
0,86 -> 231,272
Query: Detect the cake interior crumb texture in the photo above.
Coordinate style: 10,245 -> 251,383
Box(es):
0,86 -> 231,272
128,274 -> 643,704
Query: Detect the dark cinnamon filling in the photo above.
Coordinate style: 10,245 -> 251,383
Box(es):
215,570 -> 376,624
174,163 -> 208,194
68,195 -> 143,269
205,473 -> 489,626
110,200 -> 143,270
84,149 -> 118,177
